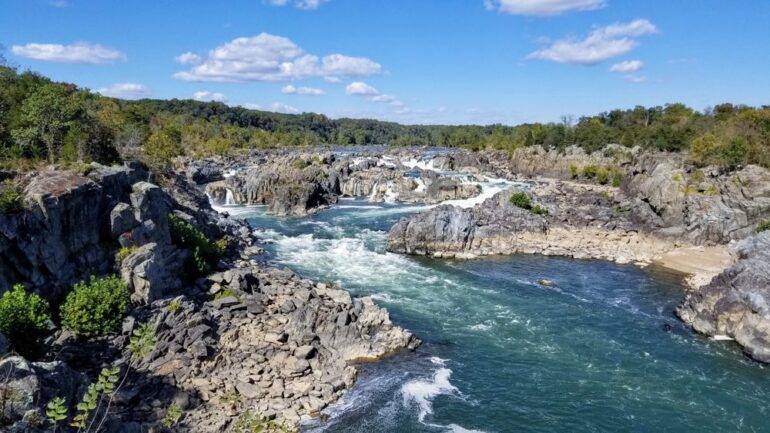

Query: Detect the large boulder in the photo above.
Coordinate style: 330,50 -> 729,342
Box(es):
120,243 -> 184,304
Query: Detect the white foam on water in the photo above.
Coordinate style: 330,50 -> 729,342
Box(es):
399,358 -> 487,433
402,157 -> 441,172
712,335 -> 735,341
383,181 -> 398,203
335,205 -> 383,210
207,193 -> 263,217
447,424 -> 488,433
401,357 -> 458,423
440,176 -> 523,209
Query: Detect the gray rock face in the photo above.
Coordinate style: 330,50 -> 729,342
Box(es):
186,160 -> 224,184
0,163 -> 146,298
677,232 -> 770,362
120,243 -> 184,304
625,163 -> 770,244
387,192 -> 548,256
0,356 -> 86,428
207,157 -> 341,216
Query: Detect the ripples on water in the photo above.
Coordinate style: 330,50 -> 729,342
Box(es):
231,199 -> 770,433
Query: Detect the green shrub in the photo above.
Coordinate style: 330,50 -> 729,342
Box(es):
214,288 -> 238,301
60,275 -> 130,337
531,205 -> 549,216
568,164 -> 579,179
167,299 -> 181,313
168,214 -> 223,276
128,323 -> 156,361
582,165 -> 599,179
0,180 -> 23,214
117,246 -> 137,262
509,192 -> 532,210
162,403 -> 183,428
611,171 -> 623,187
595,166 -> 610,185
0,284 -> 51,356
757,220 -> 770,233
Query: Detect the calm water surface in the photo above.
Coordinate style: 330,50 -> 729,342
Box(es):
232,199 -> 769,433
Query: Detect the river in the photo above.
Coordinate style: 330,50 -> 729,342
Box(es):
216,195 -> 769,433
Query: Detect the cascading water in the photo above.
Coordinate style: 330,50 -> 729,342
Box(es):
210,156 -> 770,432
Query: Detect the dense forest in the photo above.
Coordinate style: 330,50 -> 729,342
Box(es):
1,65 -> 768,170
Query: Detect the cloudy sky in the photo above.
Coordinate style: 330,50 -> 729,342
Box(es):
1,0 -> 768,125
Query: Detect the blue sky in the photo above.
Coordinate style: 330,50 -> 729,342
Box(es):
1,0 -> 768,125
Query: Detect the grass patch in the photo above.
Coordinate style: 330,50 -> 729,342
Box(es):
757,220 -> 770,233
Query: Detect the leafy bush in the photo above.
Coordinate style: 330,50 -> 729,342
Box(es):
0,284 -> 51,356
214,288 -> 238,301
162,403 -> 183,428
166,299 -> 181,313
531,205 -> 549,216
168,214 -> 223,276
611,171 -> 623,187
582,165 -> 599,179
128,323 -> 156,361
60,275 -> 130,337
509,192 -> 532,210
510,192 -> 549,216
595,166 -> 610,185
0,180 -> 23,214
71,366 -> 120,429
568,164 -> 579,179
758,220 -> 770,233
117,246 -> 137,262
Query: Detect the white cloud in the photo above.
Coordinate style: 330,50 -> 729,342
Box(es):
484,0 -> 605,16
267,0 -> 329,10
97,83 -> 151,99
11,42 -> 125,64
282,85 -> 325,95
527,19 -> 657,65
610,59 -> 643,73
346,81 -> 405,112
175,52 -> 201,65
173,33 -> 381,82
238,101 -> 300,114
346,81 -> 380,96
623,75 -> 646,83
269,102 -> 300,114
192,91 -> 227,102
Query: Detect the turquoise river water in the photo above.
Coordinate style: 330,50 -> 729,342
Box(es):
223,199 -> 769,433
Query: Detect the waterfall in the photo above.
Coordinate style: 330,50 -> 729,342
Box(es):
225,188 -> 236,206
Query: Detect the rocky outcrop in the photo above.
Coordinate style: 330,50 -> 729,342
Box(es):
387,182 -> 676,263
0,162 -> 147,299
625,163 -> 770,244
0,356 -> 87,431
0,159 -> 419,432
676,232 -> 770,362
207,156 -> 342,216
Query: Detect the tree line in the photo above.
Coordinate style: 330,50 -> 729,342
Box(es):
1,65 -> 768,170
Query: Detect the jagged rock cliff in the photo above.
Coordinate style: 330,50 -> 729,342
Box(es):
676,232 -> 770,362
0,160 -> 419,432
